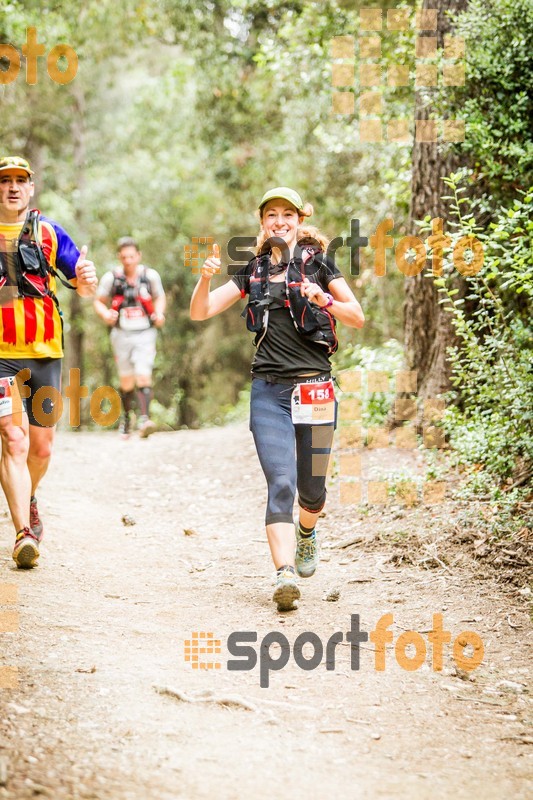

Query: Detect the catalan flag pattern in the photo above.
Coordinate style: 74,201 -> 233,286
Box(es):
0,215 -> 79,358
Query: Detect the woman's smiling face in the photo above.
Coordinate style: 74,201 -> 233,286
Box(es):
260,199 -> 302,251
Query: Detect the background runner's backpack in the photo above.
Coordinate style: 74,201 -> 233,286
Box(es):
110,268 -> 155,324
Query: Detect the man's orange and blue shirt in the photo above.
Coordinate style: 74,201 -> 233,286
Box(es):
0,215 -> 79,358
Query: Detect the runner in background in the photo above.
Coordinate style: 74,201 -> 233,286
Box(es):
190,188 -> 364,611
0,155 -> 98,568
94,238 -> 166,439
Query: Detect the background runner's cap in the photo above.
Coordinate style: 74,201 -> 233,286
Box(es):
259,187 -> 304,212
0,156 -> 34,177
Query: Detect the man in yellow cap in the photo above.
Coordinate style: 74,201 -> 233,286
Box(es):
0,156 -> 98,568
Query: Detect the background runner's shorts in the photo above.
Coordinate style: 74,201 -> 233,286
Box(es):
0,357 -> 62,428
110,327 -> 157,377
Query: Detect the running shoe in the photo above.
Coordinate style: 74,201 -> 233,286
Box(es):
29,495 -> 44,541
273,567 -> 300,611
12,527 -> 40,569
119,413 -> 132,439
295,525 -> 319,578
138,415 -> 156,439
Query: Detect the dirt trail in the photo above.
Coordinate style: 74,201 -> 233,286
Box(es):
0,424 -> 531,800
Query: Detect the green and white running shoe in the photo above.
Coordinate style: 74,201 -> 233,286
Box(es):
273,567 -> 300,611
295,525 -> 319,578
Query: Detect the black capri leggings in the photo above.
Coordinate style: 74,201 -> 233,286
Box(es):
250,377 -> 335,525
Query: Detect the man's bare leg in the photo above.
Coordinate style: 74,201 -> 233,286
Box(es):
0,412 -> 40,567
27,424 -> 55,540
27,424 -> 55,495
0,413 -> 31,532
119,375 -> 136,394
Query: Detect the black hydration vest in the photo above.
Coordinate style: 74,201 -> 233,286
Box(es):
0,209 -> 74,302
110,269 -> 154,312
242,248 -> 338,354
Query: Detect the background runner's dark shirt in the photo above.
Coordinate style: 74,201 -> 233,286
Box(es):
232,254 -> 342,380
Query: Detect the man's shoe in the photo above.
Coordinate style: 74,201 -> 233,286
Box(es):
29,495 -> 44,542
119,414 -> 132,439
13,527 -> 40,569
295,525 -> 319,578
273,567 -> 300,611
138,416 -> 156,439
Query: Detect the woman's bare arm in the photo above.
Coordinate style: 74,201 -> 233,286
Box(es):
190,253 -> 242,320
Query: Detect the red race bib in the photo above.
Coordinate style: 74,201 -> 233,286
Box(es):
291,379 -> 335,424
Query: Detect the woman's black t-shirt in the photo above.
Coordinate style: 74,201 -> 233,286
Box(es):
232,254 -> 342,380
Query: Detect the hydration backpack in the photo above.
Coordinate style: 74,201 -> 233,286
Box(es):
242,247 -> 338,354
110,268 -> 155,326
0,209 -> 75,302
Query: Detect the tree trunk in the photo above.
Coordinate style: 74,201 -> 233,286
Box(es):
404,0 -> 468,400
67,84 -> 88,424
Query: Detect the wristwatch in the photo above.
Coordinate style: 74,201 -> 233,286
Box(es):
322,292 -> 334,308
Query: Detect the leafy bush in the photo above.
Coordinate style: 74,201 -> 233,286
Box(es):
333,339 -> 404,427
443,0 -> 533,201
433,173 -> 533,499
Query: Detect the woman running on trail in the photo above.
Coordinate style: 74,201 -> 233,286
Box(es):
190,188 -> 364,611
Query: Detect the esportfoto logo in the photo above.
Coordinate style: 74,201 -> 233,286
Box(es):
184,614 -> 484,688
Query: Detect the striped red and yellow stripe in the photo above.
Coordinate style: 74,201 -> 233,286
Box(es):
0,219 -> 69,358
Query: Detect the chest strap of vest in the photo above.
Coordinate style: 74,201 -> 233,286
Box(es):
23,210 -> 76,292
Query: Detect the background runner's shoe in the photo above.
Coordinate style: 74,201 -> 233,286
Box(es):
119,414 -> 132,438
138,416 -> 156,439
295,526 -> 319,578
29,496 -> 44,541
13,527 -> 40,569
273,568 -> 300,611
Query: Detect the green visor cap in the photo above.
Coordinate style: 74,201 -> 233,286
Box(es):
259,187 -> 304,212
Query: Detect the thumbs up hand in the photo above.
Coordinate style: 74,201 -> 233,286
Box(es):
75,245 -> 98,296
200,242 -> 221,280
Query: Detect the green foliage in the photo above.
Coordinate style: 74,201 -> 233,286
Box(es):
333,339 -> 403,426
1,0 -> 415,426
422,0 -> 533,547
221,386 -> 251,426
440,0 -> 533,201
7,0 -> 530,436
433,173 -> 533,497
